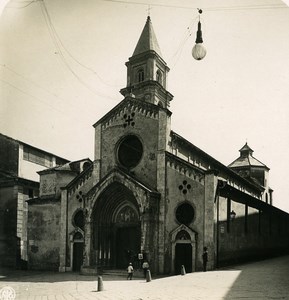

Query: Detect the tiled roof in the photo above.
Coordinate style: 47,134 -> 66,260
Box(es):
228,143 -> 269,169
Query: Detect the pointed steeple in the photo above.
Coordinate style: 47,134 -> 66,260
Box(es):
133,16 -> 163,58
120,17 -> 173,108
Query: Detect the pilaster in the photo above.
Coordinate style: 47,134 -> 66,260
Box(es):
204,170 -> 218,270
59,189 -> 68,272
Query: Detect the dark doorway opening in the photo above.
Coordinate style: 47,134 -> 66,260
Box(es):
175,243 -> 192,274
115,226 -> 140,269
73,242 -> 83,271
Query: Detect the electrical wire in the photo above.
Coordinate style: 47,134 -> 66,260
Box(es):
5,0 -> 39,9
168,15 -> 198,69
102,0 -> 288,11
0,77 -> 66,115
0,63 -> 115,120
1,63 -> 60,98
39,0 -> 118,102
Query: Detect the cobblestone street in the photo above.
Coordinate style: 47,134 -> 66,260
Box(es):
1,255 -> 289,300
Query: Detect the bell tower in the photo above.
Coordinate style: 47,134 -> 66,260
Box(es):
120,16 -> 173,108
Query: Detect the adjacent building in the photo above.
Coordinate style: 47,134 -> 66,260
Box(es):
0,133 -> 69,268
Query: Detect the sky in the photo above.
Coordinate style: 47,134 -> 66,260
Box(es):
0,0 -> 289,213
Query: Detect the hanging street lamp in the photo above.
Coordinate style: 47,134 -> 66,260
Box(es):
192,9 -> 207,60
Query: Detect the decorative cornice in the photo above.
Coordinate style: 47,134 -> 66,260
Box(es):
166,152 -> 205,184
93,97 -> 162,130
26,196 -> 60,205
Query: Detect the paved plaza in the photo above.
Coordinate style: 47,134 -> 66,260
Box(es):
0,255 -> 289,300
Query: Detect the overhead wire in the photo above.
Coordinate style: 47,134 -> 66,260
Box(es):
0,77 -> 98,133
102,0 -> 287,69
0,78 -> 67,115
102,0 -> 288,11
39,0 -> 118,102
5,0 -> 40,9
168,15 -> 199,69
0,64 -> 113,121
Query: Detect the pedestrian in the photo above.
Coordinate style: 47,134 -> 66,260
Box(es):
202,247 -> 208,272
142,260 -> 149,278
127,262 -> 134,280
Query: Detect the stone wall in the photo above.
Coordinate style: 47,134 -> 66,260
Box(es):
217,196 -> 289,265
164,163 -> 206,273
0,186 -> 18,267
0,134 -> 19,176
99,105 -> 159,189
27,201 -> 61,270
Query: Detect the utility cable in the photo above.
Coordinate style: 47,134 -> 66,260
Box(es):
102,0 -> 287,11
39,0 -> 118,102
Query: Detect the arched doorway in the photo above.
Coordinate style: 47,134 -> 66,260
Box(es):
72,231 -> 84,271
92,183 -> 141,269
171,225 -> 197,274
175,242 -> 192,274
114,203 -> 141,268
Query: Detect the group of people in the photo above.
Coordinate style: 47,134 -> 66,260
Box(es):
127,260 -> 149,280
127,246 -> 208,280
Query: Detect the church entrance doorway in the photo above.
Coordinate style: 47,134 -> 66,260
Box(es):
92,182 -> 141,269
73,242 -> 84,271
115,225 -> 140,268
171,226 -> 197,274
175,243 -> 192,274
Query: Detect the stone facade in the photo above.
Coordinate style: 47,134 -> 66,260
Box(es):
27,17 -> 289,275
0,133 -> 69,268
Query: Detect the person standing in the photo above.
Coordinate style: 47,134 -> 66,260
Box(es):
142,260 -> 149,278
202,247 -> 208,272
127,262 -> 134,280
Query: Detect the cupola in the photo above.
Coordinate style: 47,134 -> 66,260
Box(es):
228,143 -> 272,204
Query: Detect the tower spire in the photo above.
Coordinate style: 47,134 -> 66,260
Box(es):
120,17 -> 173,108
132,16 -> 163,58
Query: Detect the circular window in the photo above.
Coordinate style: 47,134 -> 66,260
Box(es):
175,203 -> 195,225
118,135 -> 143,168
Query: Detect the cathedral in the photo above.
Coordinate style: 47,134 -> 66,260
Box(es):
27,17 -> 289,275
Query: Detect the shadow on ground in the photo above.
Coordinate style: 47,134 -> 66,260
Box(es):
222,255 -> 289,299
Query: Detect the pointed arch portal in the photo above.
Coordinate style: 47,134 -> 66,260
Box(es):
92,182 -> 141,269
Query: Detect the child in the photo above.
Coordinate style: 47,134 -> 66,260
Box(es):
127,262 -> 134,280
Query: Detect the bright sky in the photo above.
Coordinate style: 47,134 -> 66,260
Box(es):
1,0 -> 289,213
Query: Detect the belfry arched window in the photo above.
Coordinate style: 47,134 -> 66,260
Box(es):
156,69 -> 163,85
137,68 -> 144,82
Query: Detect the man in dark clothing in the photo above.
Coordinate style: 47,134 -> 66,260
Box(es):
202,247 -> 208,272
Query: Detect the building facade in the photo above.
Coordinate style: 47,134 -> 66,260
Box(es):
0,133 -> 69,268
27,17 -> 289,274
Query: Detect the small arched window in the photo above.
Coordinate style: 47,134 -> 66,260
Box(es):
137,68 -> 144,82
73,210 -> 84,230
156,69 -> 163,85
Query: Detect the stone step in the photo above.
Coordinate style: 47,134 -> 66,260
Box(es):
102,269 -> 144,278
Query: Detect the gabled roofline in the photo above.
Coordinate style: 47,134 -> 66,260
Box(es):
85,166 -> 160,199
64,163 -> 93,190
0,133 -> 70,163
38,158 -> 92,175
93,96 -> 171,128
